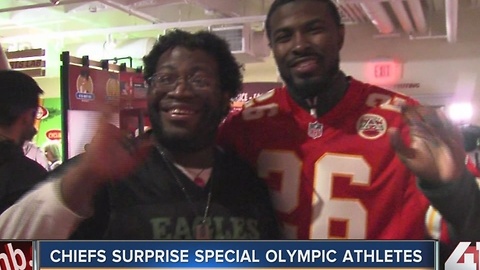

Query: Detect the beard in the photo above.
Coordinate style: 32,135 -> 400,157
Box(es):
19,124 -> 36,145
281,60 -> 341,99
147,102 -> 225,153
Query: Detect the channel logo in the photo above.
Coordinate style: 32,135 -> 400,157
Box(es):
446,242 -> 480,270
0,242 -> 33,270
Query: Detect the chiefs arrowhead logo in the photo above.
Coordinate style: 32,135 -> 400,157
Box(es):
357,114 -> 387,140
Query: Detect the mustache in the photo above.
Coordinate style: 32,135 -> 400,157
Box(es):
287,51 -> 324,66
147,102 -> 222,153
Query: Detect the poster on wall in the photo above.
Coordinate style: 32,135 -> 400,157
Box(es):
35,97 -> 62,152
68,65 -> 120,111
118,71 -> 148,110
117,72 -> 149,136
65,63 -> 148,158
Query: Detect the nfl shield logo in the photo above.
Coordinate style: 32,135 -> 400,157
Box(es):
308,121 -> 323,139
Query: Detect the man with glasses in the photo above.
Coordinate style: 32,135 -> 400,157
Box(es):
0,30 -> 279,240
0,68 -> 48,214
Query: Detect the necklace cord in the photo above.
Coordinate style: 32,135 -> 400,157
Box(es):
157,146 -> 212,225
306,96 -> 318,118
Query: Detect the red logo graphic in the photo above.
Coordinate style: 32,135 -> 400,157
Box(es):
356,113 -> 387,140
307,121 -> 323,139
0,242 -> 33,270
446,242 -> 480,270
46,130 -> 62,140
36,106 -> 49,120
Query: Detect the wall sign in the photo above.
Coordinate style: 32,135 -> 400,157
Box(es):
6,48 -> 46,77
365,58 -> 403,86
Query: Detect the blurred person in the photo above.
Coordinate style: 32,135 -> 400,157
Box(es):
218,0 -> 480,253
0,30 -> 279,240
461,125 -> 480,177
0,70 -> 47,214
43,141 -> 62,171
23,127 -> 50,171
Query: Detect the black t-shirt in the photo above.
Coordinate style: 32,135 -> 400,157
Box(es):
70,148 -> 280,240
0,139 -> 48,213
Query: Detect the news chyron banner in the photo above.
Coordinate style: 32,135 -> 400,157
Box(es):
33,241 -> 438,270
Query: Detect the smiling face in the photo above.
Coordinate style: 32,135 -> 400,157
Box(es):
269,0 -> 344,98
147,46 -> 229,153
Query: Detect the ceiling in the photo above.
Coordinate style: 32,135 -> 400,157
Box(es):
1,0 -> 479,125
0,0 -> 272,48
0,0 -> 478,50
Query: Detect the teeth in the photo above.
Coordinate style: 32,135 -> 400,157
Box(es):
297,60 -> 316,66
170,108 -> 194,115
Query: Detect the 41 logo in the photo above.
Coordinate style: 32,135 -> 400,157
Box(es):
446,242 -> 480,270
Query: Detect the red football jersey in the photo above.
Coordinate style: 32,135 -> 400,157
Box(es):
466,155 -> 480,177
218,78 -> 431,240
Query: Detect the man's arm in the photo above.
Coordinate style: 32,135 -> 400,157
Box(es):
0,113 -> 153,239
0,180 -> 85,239
419,171 -> 480,241
59,121 -> 152,216
390,105 -> 480,240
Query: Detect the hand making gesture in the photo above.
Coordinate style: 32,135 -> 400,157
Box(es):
389,105 -> 467,184
61,108 -> 153,215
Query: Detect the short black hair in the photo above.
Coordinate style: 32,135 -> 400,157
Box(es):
143,29 -> 243,100
265,0 -> 342,41
0,70 -> 43,126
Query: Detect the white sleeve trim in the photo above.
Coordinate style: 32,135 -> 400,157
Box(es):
0,179 -> 85,239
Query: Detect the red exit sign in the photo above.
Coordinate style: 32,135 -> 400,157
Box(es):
365,59 -> 403,85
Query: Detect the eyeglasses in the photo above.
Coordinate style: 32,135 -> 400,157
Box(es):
147,73 -> 216,92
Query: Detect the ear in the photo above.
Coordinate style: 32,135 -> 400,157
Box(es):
19,109 -> 36,125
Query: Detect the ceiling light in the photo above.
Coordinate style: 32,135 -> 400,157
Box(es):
447,102 -> 473,124
103,34 -> 117,51
204,9 -> 216,16
89,4 -> 97,13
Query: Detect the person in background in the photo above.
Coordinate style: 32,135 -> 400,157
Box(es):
461,125 -> 480,177
43,141 -> 62,171
0,70 -> 48,214
23,127 -> 50,171
0,30 -> 279,240
217,0 -> 480,260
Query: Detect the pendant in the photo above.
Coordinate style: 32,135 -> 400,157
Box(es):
308,121 -> 324,139
195,223 -> 211,239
